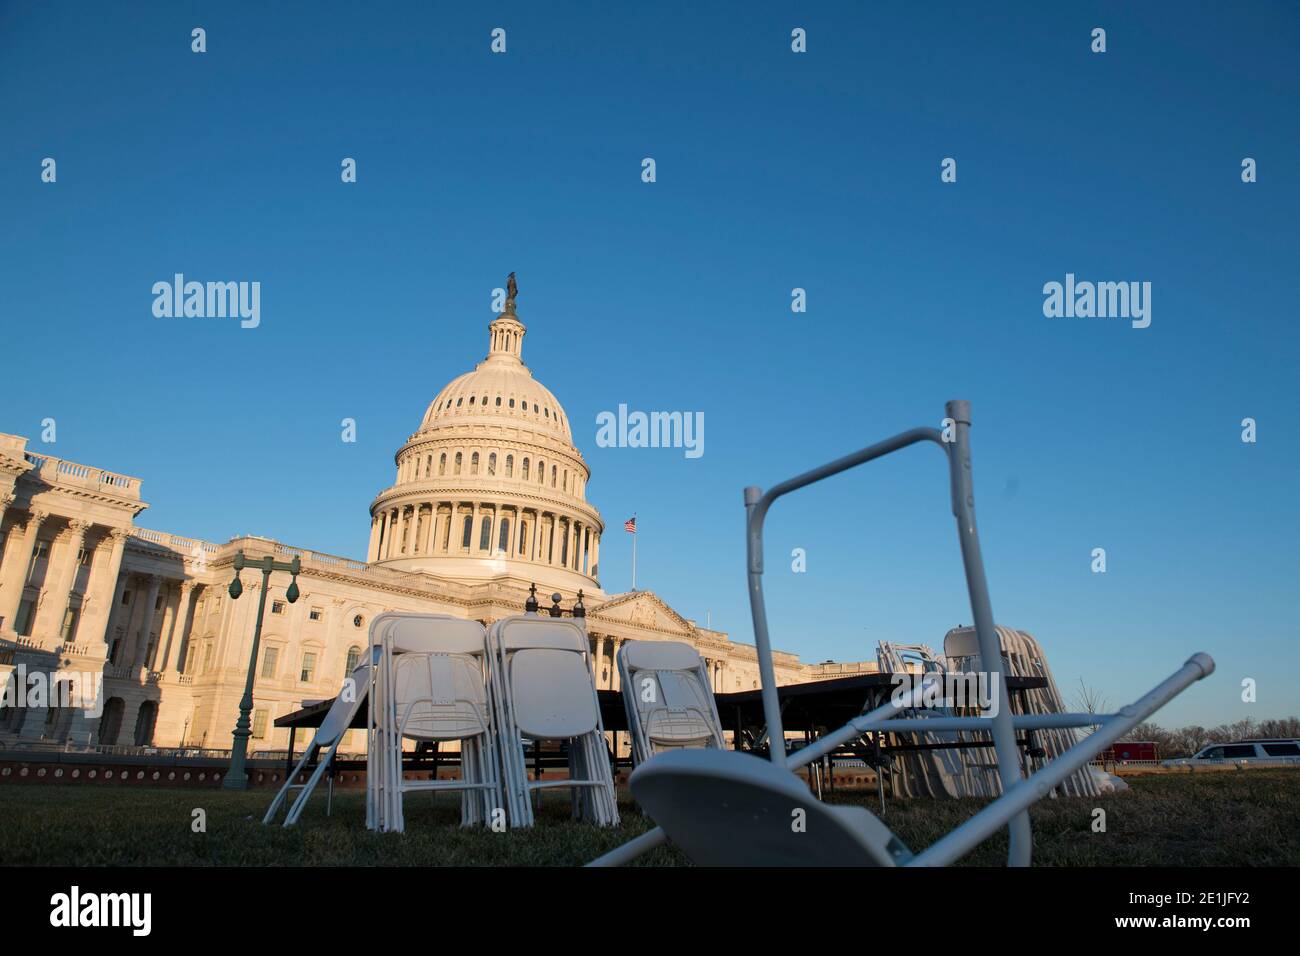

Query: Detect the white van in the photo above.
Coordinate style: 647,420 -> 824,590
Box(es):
1161,739 -> 1300,768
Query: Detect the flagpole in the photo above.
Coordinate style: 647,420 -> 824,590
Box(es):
631,515 -> 637,591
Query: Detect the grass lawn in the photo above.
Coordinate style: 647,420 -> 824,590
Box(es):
1,770 -> 1295,866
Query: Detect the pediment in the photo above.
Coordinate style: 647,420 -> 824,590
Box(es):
590,590 -> 694,636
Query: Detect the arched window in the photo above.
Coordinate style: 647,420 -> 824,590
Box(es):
551,465 -> 557,487
522,458 -> 530,480
426,454 -> 432,475
563,470 -> 568,492
478,516 -> 492,551
560,520 -> 569,565
509,398 -> 515,408
495,396 -> 502,406
456,397 -> 463,407
498,518 -> 511,553
537,460 -> 545,483
544,407 -> 549,418
469,395 -> 476,405
345,645 -> 361,673
505,454 -> 514,477
439,453 -> 447,476
481,396 -> 488,406
454,452 -> 462,475
471,452 -> 480,475
461,516 -> 473,549
487,453 -> 497,476
519,521 -> 528,555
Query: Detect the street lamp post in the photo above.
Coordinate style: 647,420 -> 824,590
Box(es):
222,549 -> 300,790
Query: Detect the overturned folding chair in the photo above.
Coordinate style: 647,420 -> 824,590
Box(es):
591,399 -> 1215,867
263,656 -> 372,827
618,640 -> 725,768
488,614 -> 618,828
367,612 -> 503,833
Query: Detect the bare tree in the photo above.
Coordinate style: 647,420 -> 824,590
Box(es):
1074,678 -> 1110,724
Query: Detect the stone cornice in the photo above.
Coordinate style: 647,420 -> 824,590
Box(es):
18,481 -> 148,515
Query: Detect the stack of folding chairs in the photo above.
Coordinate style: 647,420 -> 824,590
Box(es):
487,614 -> 619,828
943,625 -> 1100,797
367,612 -> 504,833
618,640 -> 725,768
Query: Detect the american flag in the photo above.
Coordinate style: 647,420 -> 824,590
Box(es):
624,516 -> 636,533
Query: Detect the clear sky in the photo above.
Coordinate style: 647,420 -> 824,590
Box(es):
2,2 -> 1296,728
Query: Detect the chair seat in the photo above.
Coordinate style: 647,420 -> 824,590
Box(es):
630,748 -> 911,866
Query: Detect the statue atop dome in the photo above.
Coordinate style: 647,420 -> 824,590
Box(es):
505,272 -> 518,312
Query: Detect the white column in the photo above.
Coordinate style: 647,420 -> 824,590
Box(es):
0,508 -> 47,630
367,515 -> 382,562
592,632 -> 605,683
39,519 -> 89,641
81,527 -> 129,649
131,575 -> 163,670
161,581 -> 196,674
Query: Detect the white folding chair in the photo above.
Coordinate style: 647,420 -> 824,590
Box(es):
487,614 -> 618,828
618,640 -> 724,768
367,613 -> 502,833
591,399 -> 1215,867
263,659 -> 370,827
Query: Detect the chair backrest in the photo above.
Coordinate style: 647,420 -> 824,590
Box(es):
391,652 -> 491,741
509,648 -> 600,739
495,616 -> 587,652
621,640 -> 721,751
492,617 -> 599,741
942,627 -> 983,664
621,639 -> 702,672
316,661 -> 370,746
380,614 -> 487,656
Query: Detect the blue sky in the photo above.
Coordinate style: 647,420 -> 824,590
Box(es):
1,2 -> 1296,727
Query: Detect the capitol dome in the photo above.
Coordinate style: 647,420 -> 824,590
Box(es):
366,294 -> 604,594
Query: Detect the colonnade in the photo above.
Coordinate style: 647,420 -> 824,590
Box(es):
369,500 -> 600,577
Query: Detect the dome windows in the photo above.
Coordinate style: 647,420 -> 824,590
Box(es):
454,452 -> 462,476
487,453 -> 497,476
439,453 -> 447,476
505,454 -> 514,477
495,396 -> 502,407
471,452 -> 480,476
522,458 -> 530,480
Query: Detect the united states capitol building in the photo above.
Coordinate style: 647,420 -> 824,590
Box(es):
0,296 -> 865,754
